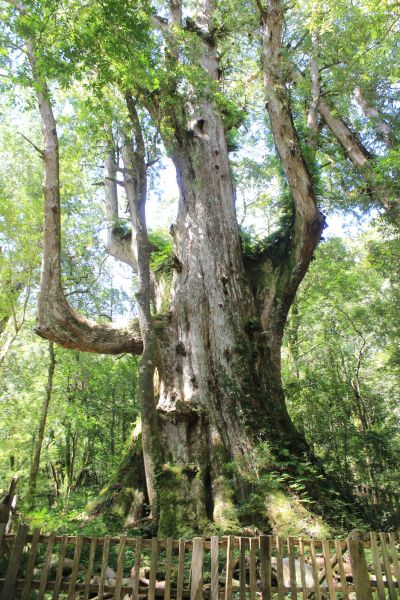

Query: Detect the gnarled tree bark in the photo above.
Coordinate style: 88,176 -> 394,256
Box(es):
25,0 -> 355,534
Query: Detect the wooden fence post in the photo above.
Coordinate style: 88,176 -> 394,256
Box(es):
210,536 -> 219,600
259,535 -> 272,600
347,530 -> 373,600
1,524 -> 28,600
190,537 -> 204,600
225,535 -> 235,600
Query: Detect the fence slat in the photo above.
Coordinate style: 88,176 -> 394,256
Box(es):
0,523 -> 6,558
225,535 -> 234,600
114,534 -> 127,600
190,537 -> 203,600
334,539 -> 350,600
83,536 -> 97,600
275,536 -> 285,600
322,540 -> 336,599
249,536 -> 257,600
164,536 -> 173,600
52,534 -> 68,600
130,536 -> 142,600
388,532 -> 400,584
176,538 -> 186,600
239,537 -> 246,600
309,539 -> 321,600
379,532 -> 396,600
37,532 -> 56,600
20,528 -> 41,600
259,535 -> 272,600
98,534 -> 111,600
370,532 -> 385,600
1,524 -> 28,600
298,538 -> 307,598
67,534 -> 84,599
288,537 -> 297,600
348,530 -> 373,600
211,536 -> 219,600
148,537 -> 159,600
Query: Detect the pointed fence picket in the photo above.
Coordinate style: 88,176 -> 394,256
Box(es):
0,527 -> 399,599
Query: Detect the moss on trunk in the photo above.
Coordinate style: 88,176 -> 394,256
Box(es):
88,426 -> 148,526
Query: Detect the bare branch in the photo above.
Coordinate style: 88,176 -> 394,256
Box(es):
146,158 -> 159,168
104,176 -> 125,186
17,132 -> 44,157
104,147 -> 138,271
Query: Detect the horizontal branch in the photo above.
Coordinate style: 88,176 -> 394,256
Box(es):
36,294 -> 142,354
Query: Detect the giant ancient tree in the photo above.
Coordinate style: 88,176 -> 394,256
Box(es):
3,0 -> 398,534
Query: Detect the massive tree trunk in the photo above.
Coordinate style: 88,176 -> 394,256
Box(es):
152,128 -> 318,532
128,0 -> 330,534
24,0 -> 355,535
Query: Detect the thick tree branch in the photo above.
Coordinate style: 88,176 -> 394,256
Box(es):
25,38 -> 142,355
259,0 -> 324,343
354,88 -> 393,149
151,14 -> 168,32
289,55 -> 400,224
318,96 -> 400,224
318,97 -> 372,166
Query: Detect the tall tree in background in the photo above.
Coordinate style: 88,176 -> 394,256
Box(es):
27,342 -> 55,501
2,0 -> 398,534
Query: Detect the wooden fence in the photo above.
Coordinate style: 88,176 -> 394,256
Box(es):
1,525 -> 400,599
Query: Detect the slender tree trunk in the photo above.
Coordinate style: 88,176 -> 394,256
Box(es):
122,96 -> 162,517
27,342 -> 56,502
